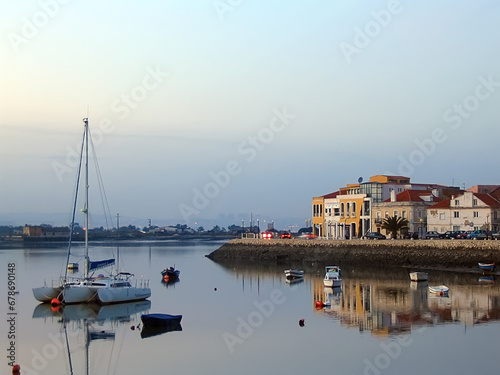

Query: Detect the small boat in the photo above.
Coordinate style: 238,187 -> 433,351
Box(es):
161,266 -> 180,281
478,263 -> 495,272
429,285 -> 449,295
141,313 -> 182,328
409,272 -> 428,281
323,266 -> 342,287
284,269 -> 304,280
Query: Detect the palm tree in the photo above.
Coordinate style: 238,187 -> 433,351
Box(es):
382,216 -> 409,239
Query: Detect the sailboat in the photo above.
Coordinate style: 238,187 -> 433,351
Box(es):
33,118 -> 151,304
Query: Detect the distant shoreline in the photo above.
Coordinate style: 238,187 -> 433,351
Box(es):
206,238 -> 500,272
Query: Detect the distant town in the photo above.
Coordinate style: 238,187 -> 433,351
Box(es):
0,221 -> 309,244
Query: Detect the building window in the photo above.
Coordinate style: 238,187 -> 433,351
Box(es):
455,200 -> 459,206
473,211 -> 479,218
402,210 -> 407,219
439,213 -> 445,220
473,199 -> 478,206
454,211 -> 459,218
385,211 -> 389,218
453,226 -> 460,231
495,211 -> 498,220
418,209 -> 422,219
393,210 -> 398,218
377,211 -> 381,219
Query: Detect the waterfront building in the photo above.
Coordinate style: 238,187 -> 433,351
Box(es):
372,189 -> 442,238
427,191 -> 500,232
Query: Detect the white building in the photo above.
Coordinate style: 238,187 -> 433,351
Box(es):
427,191 -> 500,232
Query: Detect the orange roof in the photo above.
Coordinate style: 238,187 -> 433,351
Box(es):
428,199 -> 451,209
322,191 -> 339,199
475,193 -> 500,207
383,190 -> 442,203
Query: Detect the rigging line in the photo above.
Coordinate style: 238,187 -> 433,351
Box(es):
88,126 -> 113,230
64,124 -> 86,281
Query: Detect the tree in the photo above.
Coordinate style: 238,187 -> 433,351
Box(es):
382,216 -> 409,239
197,226 -> 205,232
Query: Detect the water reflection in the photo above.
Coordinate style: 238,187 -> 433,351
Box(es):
213,260 -> 500,336
32,301 -> 151,374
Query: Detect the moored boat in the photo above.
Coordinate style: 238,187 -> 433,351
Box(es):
409,272 -> 428,281
323,266 -> 342,287
478,262 -> 495,272
161,266 -> 180,281
429,285 -> 449,295
284,269 -> 304,280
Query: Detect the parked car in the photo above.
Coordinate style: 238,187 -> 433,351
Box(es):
425,231 -> 441,239
365,232 -> 386,240
456,230 -> 473,239
467,230 -> 488,240
491,231 -> 500,240
442,231 -> 462,239
403,232 -> 419,239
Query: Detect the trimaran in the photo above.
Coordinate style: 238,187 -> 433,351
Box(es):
33,118 -> 151,304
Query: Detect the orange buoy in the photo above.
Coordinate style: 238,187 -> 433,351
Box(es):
315,301 -> 324,307
12,364 -> 20,373
51,298 -> 61,306
163,275 -> 169,281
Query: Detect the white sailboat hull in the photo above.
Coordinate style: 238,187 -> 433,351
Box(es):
63,286 -> 99,304
97,287 -> 151,304
32,286 -> 62,302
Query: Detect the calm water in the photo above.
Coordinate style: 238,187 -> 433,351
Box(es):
2,240 -> 500,375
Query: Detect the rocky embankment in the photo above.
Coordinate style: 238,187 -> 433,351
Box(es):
206,238 -> 500,271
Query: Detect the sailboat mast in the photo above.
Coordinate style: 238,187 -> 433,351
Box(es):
83,118 -> 90,279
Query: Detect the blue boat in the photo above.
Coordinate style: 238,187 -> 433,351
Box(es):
140,313 -> 182,338
478,263 -> 495,272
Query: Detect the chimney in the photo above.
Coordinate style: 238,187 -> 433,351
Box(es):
390,190 -> 396,202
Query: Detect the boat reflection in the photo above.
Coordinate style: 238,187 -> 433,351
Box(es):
32,300 -> 152,374
313,275 -> 500,336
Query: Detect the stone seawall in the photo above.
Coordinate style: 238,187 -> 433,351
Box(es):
207,239 -> 500,270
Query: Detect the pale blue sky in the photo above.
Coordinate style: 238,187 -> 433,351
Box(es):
1,0 -> 499,229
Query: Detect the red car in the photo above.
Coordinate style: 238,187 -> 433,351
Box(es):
280,232 -> 291,239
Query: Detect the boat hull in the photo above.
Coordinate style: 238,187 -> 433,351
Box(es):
323,279 -> 341,287
478,263 -> 495,271
32,286 -> 63,303
284,269 -> 304,279
97,287 -> 151,304
429,285 -> 449,295
62,286 -> 99,304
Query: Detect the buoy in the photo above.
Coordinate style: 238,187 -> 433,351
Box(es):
315,301 -> 324,307
440,291 -> 443,296
12,364 -> 20,373
130,325 -> 135,330
163,275 -> 169,281
51,298 -> 61,307
299,319 -> 305,327
214,287 -> 217,291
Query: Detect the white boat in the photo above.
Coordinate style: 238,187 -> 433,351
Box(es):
429,285 -> 449,295
33,118 -> 151,305
284,269 -> 304,280
323,266 -> 342,287
409,272 -> 428,281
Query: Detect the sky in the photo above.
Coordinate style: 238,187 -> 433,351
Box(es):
1,0 -> 499,230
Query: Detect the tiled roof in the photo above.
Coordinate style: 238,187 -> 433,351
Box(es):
383,190 -> 442,202
475,193 -> 500,207
428,199 -> 450,209
322,191 -> 339,199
